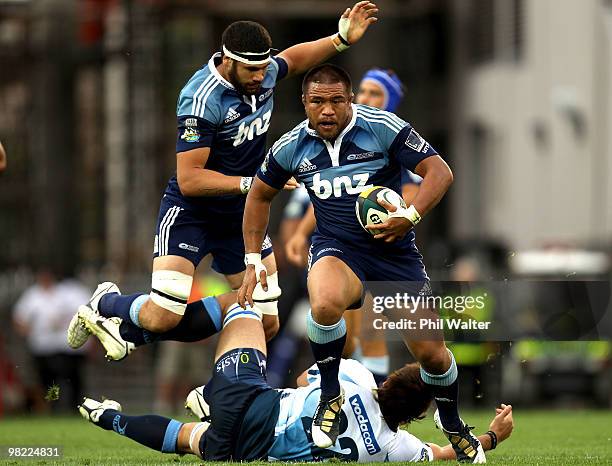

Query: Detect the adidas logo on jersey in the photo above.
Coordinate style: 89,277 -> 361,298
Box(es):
298,158 -> 317,173
224,108 -> 241,124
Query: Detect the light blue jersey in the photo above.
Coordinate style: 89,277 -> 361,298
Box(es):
257,104 -> 437,251
268,360 -> 432,462
167,52 -> 288,218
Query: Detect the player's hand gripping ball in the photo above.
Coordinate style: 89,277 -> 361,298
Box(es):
356,186 -> 406,235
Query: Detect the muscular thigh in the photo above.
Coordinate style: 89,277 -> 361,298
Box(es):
307,256 -> 363,323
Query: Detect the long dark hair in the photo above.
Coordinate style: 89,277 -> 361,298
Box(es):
376,363 -> 433,431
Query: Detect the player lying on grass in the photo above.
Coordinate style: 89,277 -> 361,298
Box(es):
78,291 -> 514,462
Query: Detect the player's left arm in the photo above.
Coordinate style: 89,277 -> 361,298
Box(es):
368,125 -> 453,242
277,1 -> 378,79
428,404 -> 514,460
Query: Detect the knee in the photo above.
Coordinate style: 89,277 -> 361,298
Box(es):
140,303 -> 182,333
411,342 -> 449,373
310,291 -> 347,325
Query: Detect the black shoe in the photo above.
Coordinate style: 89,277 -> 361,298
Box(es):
311,389 -> 345,448
434,409 -> 486,463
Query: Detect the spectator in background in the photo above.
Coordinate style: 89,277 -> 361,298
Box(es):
13,268 -> 90,412
0,140 -> 6,172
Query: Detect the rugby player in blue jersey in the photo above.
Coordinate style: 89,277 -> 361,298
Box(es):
284,68 -> 421,386
77,289 -> 513,462
67,2 -> 379,360
238,64 -> 486,462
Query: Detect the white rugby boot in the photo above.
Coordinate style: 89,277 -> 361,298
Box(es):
185,385 -> 211,422
67,282 -> 121,349
78,305 -> 135,361
78,397 -> 122,424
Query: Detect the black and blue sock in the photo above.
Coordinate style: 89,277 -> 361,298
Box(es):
98,410 -> 182,453
117,295 -> 223,347
306,310 -> 346,401
420,349 -> 462,432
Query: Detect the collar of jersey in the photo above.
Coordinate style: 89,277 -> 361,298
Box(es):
305,103 -> 358,140
208,52 -> 236,90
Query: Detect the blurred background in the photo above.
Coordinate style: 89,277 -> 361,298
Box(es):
0,0 -> 611,416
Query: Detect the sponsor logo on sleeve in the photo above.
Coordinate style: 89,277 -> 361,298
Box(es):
405,129 -> 428,153
181,127 -> 200,143
260,151 -> 271,174
259,88 -> 274,102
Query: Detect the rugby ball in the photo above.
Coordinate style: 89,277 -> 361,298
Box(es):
356,186 -> 406,235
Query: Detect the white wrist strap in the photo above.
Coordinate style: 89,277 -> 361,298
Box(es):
240,176 -> 253,194
331,16 -> 351,52
389,204 -> 422,226
245,253 -> 267,282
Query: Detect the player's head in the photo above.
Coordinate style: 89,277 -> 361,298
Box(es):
221,21 -> 272,95
302,63 -> 354,140
377,362 -> 433,431
356,68 -> 404,112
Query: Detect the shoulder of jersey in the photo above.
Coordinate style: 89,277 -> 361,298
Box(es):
177,67 -> 225,120
270,119 -> 309,156
355,104 -> 408,134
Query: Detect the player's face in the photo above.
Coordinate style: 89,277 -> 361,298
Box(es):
356,80 -> 385,109
229,60 -> 268,95
303,82 -> 353,140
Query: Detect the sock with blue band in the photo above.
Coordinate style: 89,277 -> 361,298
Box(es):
99,293 -> 146,325
118,296 -> 222,346
420,349 -> 462,432
307,310 -> 346,401
98,410 -> 182,453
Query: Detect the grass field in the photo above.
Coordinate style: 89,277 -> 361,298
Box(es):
1,410 -> 611,465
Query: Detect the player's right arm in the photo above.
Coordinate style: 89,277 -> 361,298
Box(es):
176,147 -> 245,196
175,87 -> 252,197
238,138 -> 298,307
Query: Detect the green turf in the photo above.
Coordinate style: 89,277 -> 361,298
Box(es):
0,410 -> 610,465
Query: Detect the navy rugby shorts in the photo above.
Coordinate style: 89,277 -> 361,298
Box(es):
308,233 -> 430,308
153,195 -> 273,274
199,348 -> 280,461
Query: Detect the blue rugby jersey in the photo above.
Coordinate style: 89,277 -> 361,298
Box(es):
257,104 -> 438,251
166,52 -> 288,219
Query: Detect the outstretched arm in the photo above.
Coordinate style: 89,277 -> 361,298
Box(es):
429,404 -> 514,460
278,1 -> 378,78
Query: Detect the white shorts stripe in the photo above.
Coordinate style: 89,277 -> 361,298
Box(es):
162,207 -> 181,256
157,206 -> 177,257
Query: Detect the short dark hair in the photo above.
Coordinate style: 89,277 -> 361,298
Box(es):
221,21 -> 272,54
302,63 -> 352,95
377,363 -> 433,431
